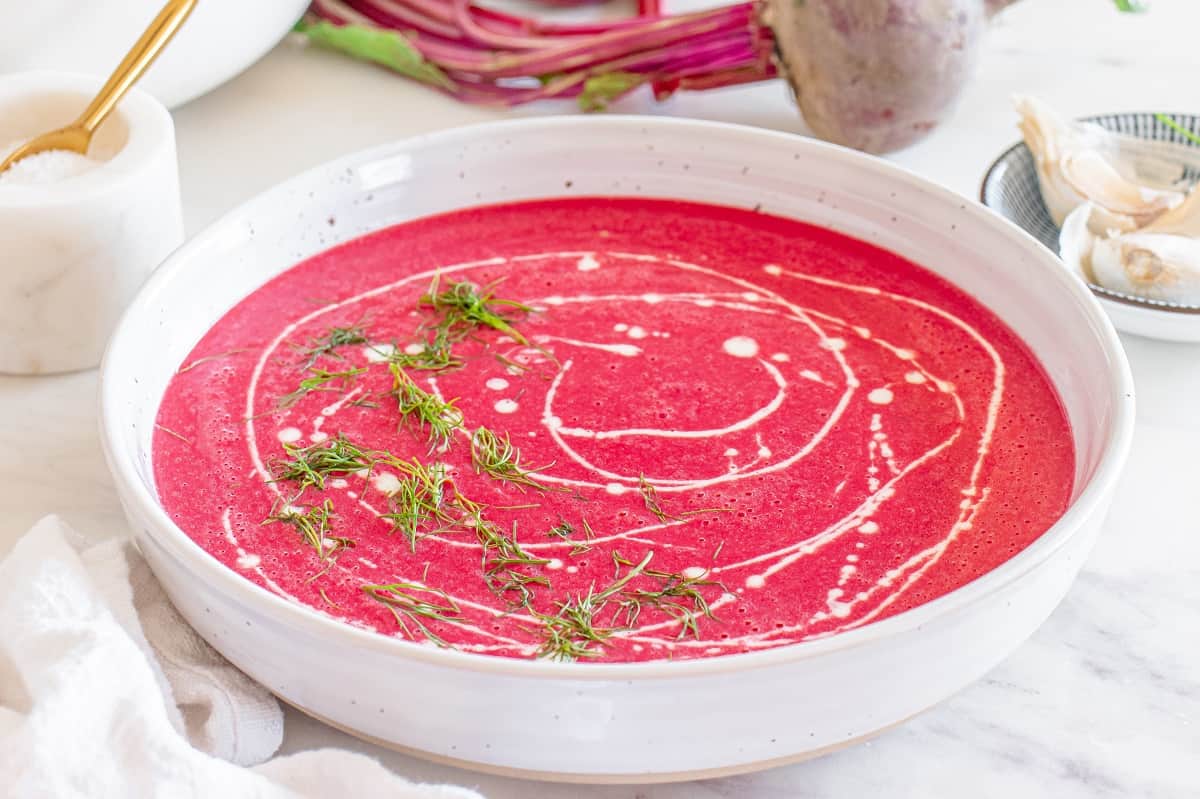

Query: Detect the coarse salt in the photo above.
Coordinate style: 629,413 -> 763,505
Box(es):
0,142 -> 100,186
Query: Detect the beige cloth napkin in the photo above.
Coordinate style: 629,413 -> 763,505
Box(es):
0,515 -> 483,799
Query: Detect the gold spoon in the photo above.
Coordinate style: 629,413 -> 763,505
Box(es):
0,0 -> 197,176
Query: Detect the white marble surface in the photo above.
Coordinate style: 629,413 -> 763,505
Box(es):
1,0 -> 1197,795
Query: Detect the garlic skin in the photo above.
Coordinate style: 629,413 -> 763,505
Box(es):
1091,234 -> 1200,304
1060,202 -> 1200,305
1016,95 -> 1184,227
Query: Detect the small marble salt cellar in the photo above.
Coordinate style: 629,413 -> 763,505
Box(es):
0,71 -> 183,374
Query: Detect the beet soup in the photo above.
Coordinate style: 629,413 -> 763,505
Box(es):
153,198 -> 1074,663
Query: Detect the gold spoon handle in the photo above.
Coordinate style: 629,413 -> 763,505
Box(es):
75,0 -> 198,134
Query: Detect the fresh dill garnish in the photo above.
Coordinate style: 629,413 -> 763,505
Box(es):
494,353 -> 530,374
381,331 -> 465,373
379,460 -> 453,552
421,276 -> 533,345
612,555 -> 723,640
265,499 -> 354,561
293,322 -> 370,369
270,434 -> 376,492
318,587 -> 341,609
637,474 -> 677,522
534,588 -> 612,661
276,366 -> 367,409
362,582 -> 464,647
473,518 -> 550,608
546,517 -> 594,556
470,426 -> 550,491
347,394 -> 380,409
531,552 -> 653,661
154,423 -> 192,446
389,364 -> 463,452
571,517 -> 597,556
177,348 -> 249,374
529,552 -> 724,659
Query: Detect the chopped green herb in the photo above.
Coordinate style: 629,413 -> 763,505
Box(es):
531,551 -> 653,661
265,498 -> 354,561
379,460 -> 452,552
421,276 -> 533,346
546,517 -> 595,556
470,426 -> 550,490
390,364 -> 464,451
638,474 -> 677,522
473,518 -> 551,607
362,582 -> 464,647
318,587 -> 341,609
380,332 -> 465,373
292,322 -> 370,369
614,556 -> 722,640
276,366 -> 367,409
154,423 -> 192,446
270,434 -> 376,492
177,348 -> 249,375
571,517 -> 597,556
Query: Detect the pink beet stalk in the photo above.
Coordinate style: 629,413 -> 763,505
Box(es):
307,0 -> 774,110
300,0 -> 1037,153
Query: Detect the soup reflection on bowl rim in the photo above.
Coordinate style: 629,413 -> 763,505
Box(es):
100,116 -> 1135,783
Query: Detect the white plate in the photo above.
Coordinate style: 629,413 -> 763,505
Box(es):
100,117 -> 1135,782
0,0 -> 308,108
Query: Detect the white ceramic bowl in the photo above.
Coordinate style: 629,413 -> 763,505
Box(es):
0,0 -> 308,108
100,117 -> 1135,783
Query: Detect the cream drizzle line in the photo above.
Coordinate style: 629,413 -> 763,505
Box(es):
221,508 -> 301,604
533,334 -> 642,357
526,290 -> 859,492
527,255 -> 999,647
239,250 -> 1005,655
713,264 -> 1006,640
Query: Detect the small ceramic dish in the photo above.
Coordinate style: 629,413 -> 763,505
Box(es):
981,111 -> 1200,343
0,0 -> 309,108
0,71 -> 183,374
101,117 -> 1134,783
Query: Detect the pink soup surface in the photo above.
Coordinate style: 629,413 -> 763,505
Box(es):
154,197 -> 1074,663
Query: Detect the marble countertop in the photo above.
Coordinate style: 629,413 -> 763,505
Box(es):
2,0 -> 1197,795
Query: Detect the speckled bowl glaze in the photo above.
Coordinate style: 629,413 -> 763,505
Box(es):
100,117 -> 1134,783
981,111 -> 1200,343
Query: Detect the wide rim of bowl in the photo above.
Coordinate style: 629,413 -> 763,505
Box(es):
979,111 -> 1200,316
101,115 -> 1136,680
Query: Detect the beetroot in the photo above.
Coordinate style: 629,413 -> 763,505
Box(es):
766,0 -> 985,153
298,0 -> 1126,154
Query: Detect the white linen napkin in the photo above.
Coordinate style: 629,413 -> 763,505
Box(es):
0,515 -> 483,799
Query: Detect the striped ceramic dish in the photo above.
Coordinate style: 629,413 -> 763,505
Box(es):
980,111 -> 1200,319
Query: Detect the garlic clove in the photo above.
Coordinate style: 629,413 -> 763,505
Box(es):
1060,201 -> 1200,305
1059,202 -> 1101,284
1142,182 -> 1200,238
1015,96 -> 1184,227
1091,232 -> 1200,304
